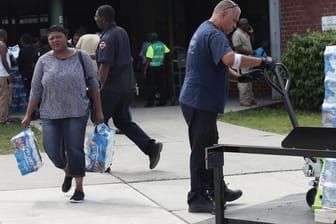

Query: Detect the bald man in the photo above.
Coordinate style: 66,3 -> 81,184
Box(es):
180,1 -> 275,213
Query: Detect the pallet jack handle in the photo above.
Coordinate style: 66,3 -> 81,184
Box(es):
263,63 -> 299,128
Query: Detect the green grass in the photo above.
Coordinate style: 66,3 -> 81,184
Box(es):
0,118 -> 43,155
0,105 -> 323,154
219,104 -> 322,135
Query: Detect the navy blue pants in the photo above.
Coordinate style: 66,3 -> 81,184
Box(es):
181,103 -> 218,203
101,90 -> 155,155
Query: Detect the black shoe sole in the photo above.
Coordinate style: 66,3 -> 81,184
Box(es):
188,207 -> 215,214
70,199 -> 84,203
149,143 -> 162,169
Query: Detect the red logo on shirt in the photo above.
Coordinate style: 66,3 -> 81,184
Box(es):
99,41 -> 106,49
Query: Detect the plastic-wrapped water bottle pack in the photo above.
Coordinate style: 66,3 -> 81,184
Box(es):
10,128 -> 43,175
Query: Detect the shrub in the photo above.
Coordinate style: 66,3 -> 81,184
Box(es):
281,30 -> 336,111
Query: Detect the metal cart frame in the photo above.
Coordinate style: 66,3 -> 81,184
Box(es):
205,64 -> 336,224
170,47 -> 186,105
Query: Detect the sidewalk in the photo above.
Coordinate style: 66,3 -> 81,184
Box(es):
0,96 -> 312,224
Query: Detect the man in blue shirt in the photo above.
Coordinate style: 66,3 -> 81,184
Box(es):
95,5 -> 163,170
179,0 -> 275,213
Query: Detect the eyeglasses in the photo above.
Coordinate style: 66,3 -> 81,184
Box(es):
223,4 -> 238,10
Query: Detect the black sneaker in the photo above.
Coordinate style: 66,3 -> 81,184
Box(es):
224,187 -> 242,202
208,186 -> 242,202
149,142 -> 162,169
70,190 -> 85,203
188,193 -> 215,214
62,176 -> 72,193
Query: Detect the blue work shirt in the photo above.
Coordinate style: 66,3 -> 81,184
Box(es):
96,24 -> 136,93
179,21 -> 232,114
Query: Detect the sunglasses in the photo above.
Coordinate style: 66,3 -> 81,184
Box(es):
223,4 -> 238,10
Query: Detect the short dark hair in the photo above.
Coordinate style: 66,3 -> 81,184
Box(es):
48,25 -> 69,37
97,5 -> 115,23
150,32 -> 159,41
0,29 -> 8,40
20,33 -> 34,44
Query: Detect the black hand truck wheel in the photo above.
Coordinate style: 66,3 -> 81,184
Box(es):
306,187 -> 317,207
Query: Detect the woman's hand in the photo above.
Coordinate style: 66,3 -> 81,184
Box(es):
22,114 -> 32,129
21,100 -> 39,129
94,111 -> 104,125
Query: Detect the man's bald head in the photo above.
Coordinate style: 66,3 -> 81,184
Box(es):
238,18 -> 250,31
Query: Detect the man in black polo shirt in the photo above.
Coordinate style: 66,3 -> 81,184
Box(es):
95,4 -> 162,169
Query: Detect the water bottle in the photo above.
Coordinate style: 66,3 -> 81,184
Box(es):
14,149 -> 35,175
87,141 -> 98,161
324,75 -> 336,104
14,150 -> 27,175
322,182 -> 336,208
322,158 -> 336,208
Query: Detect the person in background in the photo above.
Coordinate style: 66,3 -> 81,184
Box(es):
143,32 -> 170,107
37,35 -> 51,57
17,33 -> 39,119
138,33 -> 151,72
76,33 -> 100,72
69,32 -> 82,48
22,25 -> 104,203
94,4 -> 163,170
179,0 -> 275,213
232,18 -> 257,106
0,29 -> 12,125
76,32 -> 127,135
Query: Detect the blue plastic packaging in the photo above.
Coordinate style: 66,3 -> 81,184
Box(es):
11,128 -> 43,175
86,123 -> 115,172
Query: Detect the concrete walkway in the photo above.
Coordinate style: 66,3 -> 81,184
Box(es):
0,96 -> 313,224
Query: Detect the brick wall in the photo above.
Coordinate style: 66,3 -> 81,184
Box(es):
229,79 -> 272,97
280,0 -> 336,52
229,1 -> 336,97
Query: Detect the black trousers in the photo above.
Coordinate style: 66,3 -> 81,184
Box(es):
101,90 -> 155,155
145,66 -> 166,105
21,75 -> 32,100
180,103 -> 219,203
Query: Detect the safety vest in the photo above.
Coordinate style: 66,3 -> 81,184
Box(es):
146,41 -> 169,67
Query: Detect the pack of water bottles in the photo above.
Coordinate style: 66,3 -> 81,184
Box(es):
10,128 -> 43,175
321,46 -> 336,209
322,46 -> 336,127
86,123 -> 115,173
321,158 -> 336,208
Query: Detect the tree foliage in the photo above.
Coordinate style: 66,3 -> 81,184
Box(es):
281,30 -> 336,111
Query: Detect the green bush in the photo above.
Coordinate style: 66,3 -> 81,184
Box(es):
281,30 -> 336,111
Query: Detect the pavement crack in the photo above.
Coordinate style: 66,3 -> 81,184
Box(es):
114,176 -> 190,223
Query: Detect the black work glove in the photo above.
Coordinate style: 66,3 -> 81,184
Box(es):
260,58 -> 276,71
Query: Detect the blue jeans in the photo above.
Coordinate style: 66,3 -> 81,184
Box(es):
41,113 -> 89,177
